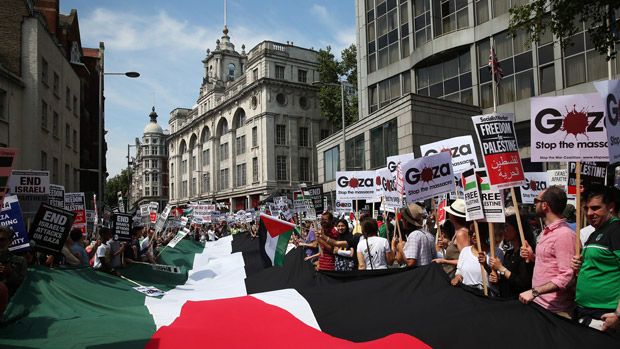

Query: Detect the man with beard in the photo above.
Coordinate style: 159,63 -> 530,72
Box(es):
519,186 -> 575,316
572,185 -> 620,333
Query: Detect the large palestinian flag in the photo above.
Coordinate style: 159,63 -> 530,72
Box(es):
1,234 -> 618,348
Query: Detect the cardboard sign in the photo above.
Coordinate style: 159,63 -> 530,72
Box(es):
520,172 -> 549,204
476,169 -> 505,223
531,93 -> 608,162
167,228 -> 189,248
64,192 -> 86,232
462,168 -> 485,221
402,152 -> 455,203
375,167 -> 401,211
140,204 -> 150,217
472,113 -> 525,189
151,263 -> 182,274
154,205 -> 171,233
112,213 -> 132,242
594,80 -> 620,164
0,195 -> 30,252
30,203 -> 75,254
420,136 -> 479,174
547,169 -> 569,192
0,148 -> 17,205
567,162 -> 607,195
133,286 -> 164,298
335,199 -> 353,214
387,153 -> 415,173
8,170 -> 50,195
335,171 -> 377,200
437,197 -> 447,225
48,184 -> 65,208
306,185 -> 324,213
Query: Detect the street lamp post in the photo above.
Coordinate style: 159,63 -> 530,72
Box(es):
98,65 -> 139,217
127,143 -> 137,210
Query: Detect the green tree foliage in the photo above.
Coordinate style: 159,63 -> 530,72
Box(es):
316,44 -> 359,130
104,169 -> 129,208
509,1 -> 619,59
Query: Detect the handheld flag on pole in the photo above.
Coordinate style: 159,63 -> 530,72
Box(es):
258,213 -> 295,267
488,47 -> 503,84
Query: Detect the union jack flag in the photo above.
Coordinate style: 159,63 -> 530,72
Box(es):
488,48 -> 503,84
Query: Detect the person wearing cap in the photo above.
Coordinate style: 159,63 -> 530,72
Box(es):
519,186 -> 575,316
432,199 -> 470,278
398,203 -> 436,267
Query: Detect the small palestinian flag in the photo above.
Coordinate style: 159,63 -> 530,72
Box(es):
182,208 -> 193,216
258,213 -> 295,266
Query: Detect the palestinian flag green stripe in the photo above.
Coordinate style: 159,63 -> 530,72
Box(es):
464,181 -> 477,191
273,230 -> 293,266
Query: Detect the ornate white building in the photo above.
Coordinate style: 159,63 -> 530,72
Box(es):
129,107 -> 169,210
167,26 -> 329,210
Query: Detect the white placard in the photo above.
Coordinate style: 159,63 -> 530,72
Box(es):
402,152 -> 455,203
519,172 -> 549,204
375,167 -> 401,211
531,93 -> 608,162
476,169 -> 505,223
594,80 -> 620,164
335,171 -> 377,200
8,170 -> 50,195
420,136 -> 479,174
335,199 -> 353,214
462,168 -> 485,221
386,153 -> 415,173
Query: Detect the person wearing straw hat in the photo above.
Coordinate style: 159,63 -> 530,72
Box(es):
398,203 -> 436,267
432,199 -> 471,278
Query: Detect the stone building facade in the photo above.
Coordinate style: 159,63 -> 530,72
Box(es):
167,27 -> 329,210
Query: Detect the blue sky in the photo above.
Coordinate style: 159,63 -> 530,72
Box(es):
59,0 -> 356,177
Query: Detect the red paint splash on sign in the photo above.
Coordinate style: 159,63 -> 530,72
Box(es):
562,105 -> 589,139
349,178 -> 359,188
420,167 -> 434,183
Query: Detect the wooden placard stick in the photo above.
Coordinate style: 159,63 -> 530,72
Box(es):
473,220 -> 489,297
431,197 -> 442,244
509,187 -> 526,246
488,223 -> 495,259
575,161 -> 582,256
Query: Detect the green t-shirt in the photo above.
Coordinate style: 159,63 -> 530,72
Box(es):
378,223 -> 387,239
575,217 -> 620,310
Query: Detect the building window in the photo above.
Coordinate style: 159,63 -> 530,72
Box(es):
41,151 -> 47,170
191,177 -> 197,195
0,89 -> 5,120
276,125 -> 286,145
563,21 -> 608,88
41,100 -> 48,129
320,129 -> 330,140
416,50 -> 473,105
65,123 -> 71,146
346,134 -> 365,170
219,168 -> 229,190
53,73 -> 59,97
370,119 -> 398,168
170,163 -> 175,178
145,159 -> 150,169
73,96 -> 78,115
202,148 -> 210,166
236,163 -> 246,186
73,129 -> 77,150
203,172 -> 210,192
152,159 -> 159,168
152,186 -> 159,196
236,135 -> 246,155
299,157 -> 310,182
413,0 -> 432,48
252,157 -> 259,182
298,127 -> 309,147
436,0 -> 469,36
191,156 -> 196,172
253,68 -> 259,81
324,146 -> 339,182
181,159 -> 187,174
298,69 -> 307,83
228,63 -> 236,81
152,173 -> 159,182
275,65 -> 285,79
53,112 -> 59,138
52,157 -> 59,183
276,156 -> 287,181
171,182 -> 174,198
42,58 -> 49,85
64,165 -> 70,188
145,186 -> 151,197
252,126 -> 258,147
144,173 -> 150,183
181,180 -> 188,197
152,146 -> 158,155
220,142 -> 229,161
66,87 -> 71,109
73,169 -> 78,191
475,0 -> 489,25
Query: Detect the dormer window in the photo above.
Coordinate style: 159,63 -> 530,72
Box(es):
228,63 -> 236,81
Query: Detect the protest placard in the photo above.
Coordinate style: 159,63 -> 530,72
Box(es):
86,210 -> 95,235
133,286 -> 165,298
402,152 -> 455,203
531,93 -> 608,162
335,171 -> 377,201
0,195 -> 30,252
30,203 -> 75,254
594,80 -> 620,164
151,263 -> 182,274
112,213 -> 132,242
8,170 -> 50,195
437,197 -> 447,225
0,148 -> 17,206
387,153 -> 415,173
462,168 -> 485,221
476,169 -> 505,223
167,228 -> 189,248
420,136 -> 479,174
140,204 -> 150,217
306,185 -> 324,213
64,192 -> 86,233
547,169 -> 568,191
154,205 -> 171,233
472,113 -> 525,189
335,199 -> 353,214
520,172 -> 549,204
48,184 -> 65,208
375,167 -> 401,211
567,162 -> 607,195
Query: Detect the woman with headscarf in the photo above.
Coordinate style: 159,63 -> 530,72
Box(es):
333,218 -> 356,271
432,199 -> 471,278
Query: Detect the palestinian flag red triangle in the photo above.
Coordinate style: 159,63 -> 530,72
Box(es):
260,213 -> 296,238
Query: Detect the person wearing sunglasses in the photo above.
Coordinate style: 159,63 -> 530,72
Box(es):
519,186 -> 575,317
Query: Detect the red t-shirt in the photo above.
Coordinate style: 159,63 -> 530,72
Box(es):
318,227 -> 339,271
